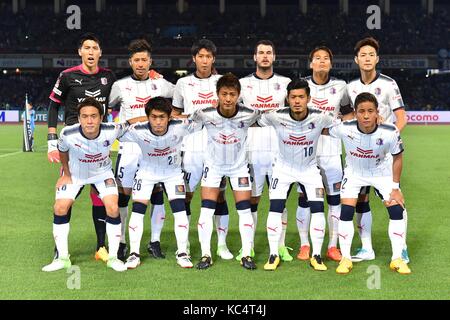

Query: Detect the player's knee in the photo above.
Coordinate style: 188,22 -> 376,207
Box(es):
387,204 -> 404,220
104,202 -> 119,216
357,193 -> 369,202
236,200 -> 251,213
217,190 -> 226,202
309,201 -> 324,213
250,196 -> 260,206
150,189 -> 164,205
327,194 -> 340,206
53,213 -> 69,224
54,202 -> 70,215
297,196 -> 309,208
132,202 -> 148,215
269,199 -> 285,213
356,202 -> 371,214
201,199 -> 217,210
340,204 -> 355,221
106,215 -> 121,224
214,201 -> 229,216
185,192 -> 194,203
170,199 -> 186,213
118,193 -> 131,208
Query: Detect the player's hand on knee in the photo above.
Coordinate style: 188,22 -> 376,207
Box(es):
388,189 -> 405,208
56,175 -> 72,189
47,137 -> 60,163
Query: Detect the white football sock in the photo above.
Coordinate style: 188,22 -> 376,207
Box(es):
389,219 -> 406,260
214,215 -> 229,247
198,207 -> 215,257
267,211 -> 282,255
279,208 -> 288,247
328,204 -> 340,248
173,211 -> 189,254
403,208 -> 408,247
338,220 -> 355,259
151,204 -> 166,242
310,212 -> 326,256
296,206 -> 311,247
106,221 -> 122,259
357,211 -> 373,252
128,212 -> 144,255
53,223 -> 70,258
238,208 -> 254,257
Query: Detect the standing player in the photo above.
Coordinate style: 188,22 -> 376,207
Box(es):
259,79 -> 334,271
239,40 -> 292,262
190,73 -> 261,270
42,98 -> 128,272
172,39 -> 233,260
323,92 -> 410,275
109,39 -> 174,260
47,33 -> 116,262
120,97 -> 195,269
295,46 -> 353,262
347,37 -> 409,263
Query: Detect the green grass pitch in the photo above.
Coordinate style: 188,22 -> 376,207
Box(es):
0,124 -> 449,300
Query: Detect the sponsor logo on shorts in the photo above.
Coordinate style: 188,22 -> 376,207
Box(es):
104,178 -> 117,188
238,177 -> 249,188
175,184 -> 186,195
333,182 -> 341,192
315,188 -> 325,198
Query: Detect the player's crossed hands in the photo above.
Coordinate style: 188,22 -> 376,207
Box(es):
388,189 -> 405,208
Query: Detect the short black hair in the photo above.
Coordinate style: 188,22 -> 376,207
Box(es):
145,97 -> 172,117
354,92 -> 378,111
78,32 -> 101,49
216,73 -> 241,94
309,46 -> 333,62
128,39 -> 152,58
286,78 -> 310,97
77,97 -> 104,116
254,40 -> 276,55
191,39 -> 217,57
354,37 -> 379,56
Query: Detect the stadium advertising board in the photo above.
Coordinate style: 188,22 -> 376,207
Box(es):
331,57 -> 430,70
0,58 -> 43,68
116,58 -> 172,69
244,58 -> 300,68
179,58 -> 235,68
53,58 -> 109,68
406,111 -> 450,124
0,110 -> 19,122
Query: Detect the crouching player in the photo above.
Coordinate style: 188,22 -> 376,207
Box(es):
122,97 -> 195,269
258,78 -> 335,271
324,92 -> 410,275
42,97 -> 129,272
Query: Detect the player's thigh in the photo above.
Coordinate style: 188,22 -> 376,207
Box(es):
249,162 -> 269,198
182,150 -> 204,193
55,183 -> 83,201
115,149 -> 140,189
131,175 -> 156,203
340,174 -> 369,201
268,171 -> 293,200
163,174 -> 187,200
317,155 -> 343,196
228,165 -> 252,193
298,167 -> 326,202
372,176 -> 394,203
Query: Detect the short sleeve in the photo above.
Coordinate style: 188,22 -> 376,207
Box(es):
172,80 -> 184,111
108,81 -> 122,110
390,130 -> 404,155
49,72 -> 69,103
57,129 -> 69,152
328,122 -> 344,139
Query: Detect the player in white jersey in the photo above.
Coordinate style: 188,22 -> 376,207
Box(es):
347,37 -> 409,263
189,73 -> 261,270
258,79 -> 334,271
109,39 -> 175,261
239,40 -> 293,262
118,97 -> 196,269
323,92 -> 410,275
42,98 -> 128,273
295,46 -> 354,263
172,39 -> 233,260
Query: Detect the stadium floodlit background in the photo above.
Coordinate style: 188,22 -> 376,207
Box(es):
0,0 -> 449,301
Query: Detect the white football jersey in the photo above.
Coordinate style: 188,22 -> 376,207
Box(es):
119,119 -> 197,178
329,120 -> 404,177
190,104 -> 261,171
306,76 -> 351,156
173,73 -> 221,152
58,123 -> 128,184
258,107 -> 334,171
239,73 -> 291,152
347,73 -> 404,124
109,75 -> 174,122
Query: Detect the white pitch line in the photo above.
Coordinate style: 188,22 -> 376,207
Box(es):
0,145 -> 45,159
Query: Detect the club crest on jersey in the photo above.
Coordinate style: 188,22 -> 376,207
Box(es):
101,77 -> 108,85
273,83 -> 281,91
330,87 -> 336,95
376,138 -> 384,146
103,140 -> 110,147
238,177 -> 249,187
238,121 -> 245,128
375,88 -> 381,95
151,84 -> 157,90
308,123 -> 316,130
